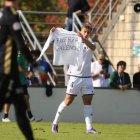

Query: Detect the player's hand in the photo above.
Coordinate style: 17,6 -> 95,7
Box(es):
50,27 -> 56,33
100,70 -> 104,74
65,17 -> 68,25
75,10 -> 82,15
77,32 -> 84,42
77,32 -> 83,38
77,32 -> 87,43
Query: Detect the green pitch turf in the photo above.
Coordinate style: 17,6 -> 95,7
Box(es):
0,122 -> 140,140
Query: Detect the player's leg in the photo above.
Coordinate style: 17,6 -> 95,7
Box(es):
52,76 -> 79,133
82,95 -> 96,133
0,96 -> 4,113
24,94 -> 34,119
13,87 -> 34,140
52,94 -> 75,133
82,78 -> 97,134
2,103 -> 11,122
83,95 -> 97,134
24,86 -> 42,122
23,86 -> 34,120
1,76 -> 12,122
0,100 -> 3,112
0,75 -> 10,114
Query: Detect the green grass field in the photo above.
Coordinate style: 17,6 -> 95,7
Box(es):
0,122 -> 140,140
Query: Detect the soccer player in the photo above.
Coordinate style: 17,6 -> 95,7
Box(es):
0,0 -> 35,139
52,23 -> 97,134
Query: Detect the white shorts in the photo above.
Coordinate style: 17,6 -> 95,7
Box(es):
66,76 -> 94,96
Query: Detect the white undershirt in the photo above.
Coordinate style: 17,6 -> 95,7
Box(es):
91,61 -> 113,87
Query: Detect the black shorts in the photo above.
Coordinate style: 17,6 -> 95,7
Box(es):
22,85 -> 29,96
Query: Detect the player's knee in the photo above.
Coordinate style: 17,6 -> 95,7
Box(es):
64,99 -> 73,106
83,99 -> 92,105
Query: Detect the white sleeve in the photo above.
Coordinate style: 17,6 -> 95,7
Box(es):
36,31 -> 54,61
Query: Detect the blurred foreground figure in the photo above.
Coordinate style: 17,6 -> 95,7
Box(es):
0,0 -> 35,139
133,64 -> 140,89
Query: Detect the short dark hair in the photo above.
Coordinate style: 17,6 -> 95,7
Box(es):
117,61 -> 126,69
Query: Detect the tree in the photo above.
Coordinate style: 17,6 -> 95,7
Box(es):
21,0 -> 59,11
20,0 -> 66,33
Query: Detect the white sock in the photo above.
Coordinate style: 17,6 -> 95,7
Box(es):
53,101 -> 67,124
84,105 -> 93,130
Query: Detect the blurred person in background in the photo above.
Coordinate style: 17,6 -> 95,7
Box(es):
65,0 -> 90,31
1,103 -> 11,122
29,49 -> 57,96
133,64 -> 140,89
64,0 -> 91,86
109,61 -> 131,91
17,51 -> 42,121
0,0 -> 36,139
91,51 -> 113,87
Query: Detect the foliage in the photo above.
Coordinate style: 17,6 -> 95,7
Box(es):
19,0 -> 67,32
21,0 -> 59,11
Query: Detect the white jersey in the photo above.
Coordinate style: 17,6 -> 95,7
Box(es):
91,61 -> 113,87
37,28 -> 83,66
67,39 -> 95,77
